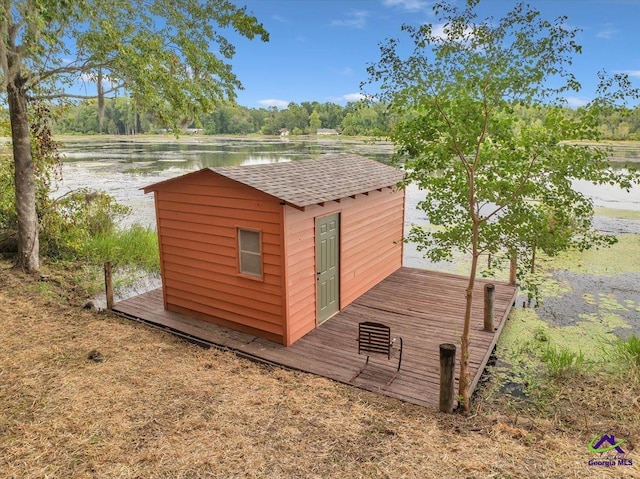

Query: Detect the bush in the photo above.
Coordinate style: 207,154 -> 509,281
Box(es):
0,154 -> 135,263
0,153 -> 15,235
39,189 -> 131,260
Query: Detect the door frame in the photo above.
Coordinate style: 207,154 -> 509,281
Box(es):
315,212 -> 340,325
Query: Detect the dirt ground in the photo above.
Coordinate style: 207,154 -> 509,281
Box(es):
1,260 -> 639,479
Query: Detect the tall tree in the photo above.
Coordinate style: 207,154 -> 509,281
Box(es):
309,110 -> 321,133
316,102 -> 344,129
97,68 -> 105,133
368,0 -> 639,413
0,0 -> 268,272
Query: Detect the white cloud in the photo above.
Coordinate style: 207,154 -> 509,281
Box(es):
429,22 -> 479,43
383,0 -> 430,12
596,23 -> 618,39
271,14 -> 287,23
331,10 -> 369,29
330,66 -> 354,76
564,96 -> 590,108
620,70 -> 640,78
327,92 -> 377,103
343,92 -> 366,102
258,99 -> 289,108
431,23 -> 447,40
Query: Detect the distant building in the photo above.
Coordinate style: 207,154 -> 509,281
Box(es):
317,128 -> 339,136
279,128 -> 290,137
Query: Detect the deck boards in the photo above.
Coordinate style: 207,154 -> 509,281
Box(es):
112,267 -> 517,409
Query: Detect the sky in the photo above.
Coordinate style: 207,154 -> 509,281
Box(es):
223,0 -> 640,109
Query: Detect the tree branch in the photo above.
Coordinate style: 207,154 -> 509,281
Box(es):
432,94 -> 471,171
483,153 -> 538,223
29,88 -> 123,101
37,22 -> 71,74
8,15 -> 21,49
1,2 -> 23,87
101,83 -> 125,96
0,6 -> 10,86
473,81 -> 490,169
29,58 -> 112,86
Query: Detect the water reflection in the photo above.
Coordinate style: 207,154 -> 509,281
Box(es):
60,137 -> 394,169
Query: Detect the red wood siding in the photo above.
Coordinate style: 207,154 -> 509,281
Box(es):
151,170 -> 286,344
153,194 -> 169,310
284,188 -> 404,343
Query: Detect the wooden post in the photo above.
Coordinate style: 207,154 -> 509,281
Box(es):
484,283 -> 495,332
104,261 -> 114,310
439,343 -> 456,413
509,251 -> 517,286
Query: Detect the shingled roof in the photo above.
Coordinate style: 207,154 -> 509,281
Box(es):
209,154 -> 403,208
145,154 -> 403,208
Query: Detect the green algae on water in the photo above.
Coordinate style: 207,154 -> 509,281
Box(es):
542,234 -> 640,276
594,207 -> 640,221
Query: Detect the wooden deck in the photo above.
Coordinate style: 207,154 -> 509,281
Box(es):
112,267 -> 518,409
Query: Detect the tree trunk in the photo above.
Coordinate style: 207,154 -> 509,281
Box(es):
458,219 -> 480,414
531,243 -> 537,274
7,78 -> 40,273
509,250 -> 517,286
97,69 -> 105,133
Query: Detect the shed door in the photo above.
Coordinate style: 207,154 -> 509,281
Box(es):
316,213 -> 340,324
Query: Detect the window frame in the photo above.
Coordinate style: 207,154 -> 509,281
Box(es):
237,227 -> 263,279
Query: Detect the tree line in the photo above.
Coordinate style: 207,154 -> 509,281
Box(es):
50,97 -> 640,139
51,98 -> 391,136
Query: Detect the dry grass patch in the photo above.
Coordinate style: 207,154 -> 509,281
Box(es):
1,260 -> 639,478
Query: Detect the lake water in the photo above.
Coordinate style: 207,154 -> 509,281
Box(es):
56,135 -> 640,271
57,136 -> 394,227
57,136 -> 640,347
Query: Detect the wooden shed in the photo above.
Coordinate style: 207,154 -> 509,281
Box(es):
143,154 -> 405,346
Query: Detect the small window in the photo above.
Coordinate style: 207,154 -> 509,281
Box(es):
238,228 -> 262,277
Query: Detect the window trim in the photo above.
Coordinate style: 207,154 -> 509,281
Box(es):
237,227 -> 263,279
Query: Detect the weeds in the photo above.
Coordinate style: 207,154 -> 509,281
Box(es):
609,334 -> 640,371
533,326 -> 550,343
82,224 -> 159,272
541,346 -> 586,378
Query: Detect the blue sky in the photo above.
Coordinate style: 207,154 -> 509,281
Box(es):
226,0 -> 640,108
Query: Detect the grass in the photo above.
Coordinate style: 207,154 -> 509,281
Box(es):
1,260 -> 640,478
610,334 -> 640,370
541,346 -> 586,378
82,224 -> 159,273
67,224 -> 161,299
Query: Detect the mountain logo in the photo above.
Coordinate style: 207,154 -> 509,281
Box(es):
588,434 -> 627,455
